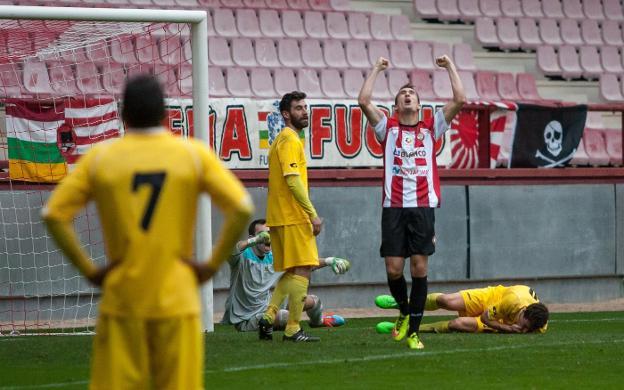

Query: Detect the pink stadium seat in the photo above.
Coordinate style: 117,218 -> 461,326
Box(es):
304,11 -> 329,39
22,61 -> 53,95
560,19 -> 582,46
387,69 -> 409,93
0,64 -> 24,97
604,0 -> 624,21
175,0 -> 203,7
326,12 -> 350,39
521,0 -> 543,17
266,0 -> 288,9
518,18 -> 542,50
309,0 -> 332,11
323,40 -> 348,68
301,39 -> 325,68
579,46 -> 602,80
500,0 -> 522,17
542,0 -> 564,18
600,73 -> 624,101
372,71 -> 392,100
282,10 -> 307,38
496,72 -> 520,100
475,17 -> 499,47
60,46 -> 89,64
287,0 -> 310,10
348,12 -> 371,40
432,42 -> 453,62
159,36 -> 183,66
297,68 -> 323,98
320,68 -> 346,98
154,65 -> 182,97
580,20 -> 602,45
48,62 -> 78,95
411,41 -> 435,70
453,43 -> 476,71
558,45 -> 582,79
255,38 -> 281,67
243,0 -> 266,8
602,20 -> 623,46
208,37 -> 233,67
206,10 -> 216,37
583,1 -> 604,20
259,10 -> 285,38
135,35 -> 162,65
85,42 -> 111,63
154,0 -> 177,6
600,46 -> 623,73
537,45 -> 561,77
213,9 -> 237,37
517,72 -> 543,101
391,15 -> 412,41
226,67 -> 252,97
76,62 -> 104,95
409,69 -> 435,100
437,0 -> 461,21
232,38 -> 258,67
539,19 -> 563,46
414,0 -> 439,20
479,0 -> 502,18
183,40 -> 192,64
604,130 -> 623,165
368,41 -> 390,68
370,13 -> 393,40
562,0 -> 583,19
497,17 -> 521,50
390,41 -> 414,69
458,70 -> 479,100
583,128 -> 611,166
343,69 -> 364,98
458,0 -> 481,22
126,63 -> 154,79
236,9 -> 262,38
204,66 -> 226,96
278,39 -> 304,67
219,0 -> 243,7
433,70 -> 453,99
345,40 -> 370,68
102,64 -> 125,95
250,67 -> 276,98
329,0 -> 350,11
570,134 -> 590,166
475,71 -> 499,100
274,68 -> 297,96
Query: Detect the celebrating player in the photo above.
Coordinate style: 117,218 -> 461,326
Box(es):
358,55 -> 465,349
42,74 -> 253,389
375,285 -> 549,334
222,218 -> 350,332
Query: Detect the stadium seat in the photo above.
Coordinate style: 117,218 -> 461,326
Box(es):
558,45 -> 582,79
343,69 -> 364,98
345,40 -> 370,68
265,0 -> 288,9
135,35 -> 162,65
250,67 -> 275,98
232,38 -> 257,67
219,0 -> 243,8
411,41 -> 435,70
562,0 -> 583,19
579,46 -> 602,80
368,41 -> 390,68
183,40 -> 192,64
521,0 -> 543,17
236,9 -> 262,38
536,45 -> 561,77
496,72 -> 520,100
159,36 -> 183,66
282,10 -> 307,38
108,35 -> 139,65
255,38 -> 281,67
437,0 -> 461,22
518,18 -> 542,50
213,9 -> 237,37
475,71 -> 499,100
0,63 -> 25,97
348,12 -> 371,40
48,62 -> 79,95
23,61 -> 54,95
583,0 -> 604,20
387,69 -> 409,93
500,0 -> 522,17
414,0 -> 439,20
516,72 -> 543,101
600,73 -> 624,101
433,42 -> 453,63
390,41 -> 414,70
458,70 -> 479,100
479,0 -> 502,17
372,71 -> 392,100
243,0 -> 266,8
475,18 -> 499,48
319,68 -> 346,98
175,0 -> 203,7
226,67 -> 252,97
559,19 -> 582,46
433,70 -> 453,99
604,130 -> 623,165
539,19 -> 563,46
326,12 -> 350,39
301,39 -> 325,68
206,10 -> 216,37
287,0 -> 310,10
76,62 -> 103,95
390,15 -> 412,41
409,69 -> 435,100
457,0 -> 481,22
309,0 -> 332,11
453,43 -> 476,71
600,46 -> 623,73
273,68 -> 297,96
370,13 -> 393,40
277,39 -> 304,67
603,0 -> 624,21
208,37 -> 233,67
61,46 -> 89,63
542,0 -> 565,18
297,68 -> 323,98
497,17 -> 521,50
304,11 -> 329,39
153,0 -> 178,7
602,20 -> 623,46
259,9 -> 285,38
583,128 -> 611,166
323,40 -> 349,68
101,64 -> 125,95
570,133 -> 590,166
154,65 -> 181,97
580,20 -> 602,46
329,0 -> 350,11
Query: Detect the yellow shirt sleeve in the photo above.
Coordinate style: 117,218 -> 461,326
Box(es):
277,132 -> 303,177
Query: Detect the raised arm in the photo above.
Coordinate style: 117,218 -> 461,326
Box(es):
358,57 -> 389,128
436,55 -> 466,125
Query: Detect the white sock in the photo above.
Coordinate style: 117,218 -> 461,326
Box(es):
306,295 -> 323,326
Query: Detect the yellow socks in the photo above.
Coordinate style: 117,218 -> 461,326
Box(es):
419,320 -> 450,333
284,273 -> 309,337
425,293 -> 442,311
263,274 -> 290,323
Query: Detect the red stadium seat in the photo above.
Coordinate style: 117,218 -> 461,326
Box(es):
368,41 -> 390,68
580,20 -> 602,46
558,45 -> 582,80
390,15 -> 412,41
600,74 -> 624,101
579,46 -> 602,80
273,68 -> 297,96
345,40 -> 370,68
297,68 -> 323,98
600,46 -> 623,73
409,69 -> 435,100
500,0 -> 522,17
437,0 -> 461,22
604,130 -> 623,166
277,38 -> 304,67
236,9 -> 262,38
348,12 -> 371,40
326,12 -> 350,39
559,19 -> 582,46
31,32 -> 57,51
250,67 -> 276,98
521,0 -> 543,17
496,72 -> 520,100
539,19 -> 563,46
458,0 -> 481,22
603,0 -> 624,21
232,38 -> 257,67
453,43 -> 476,71
479,0 -> 502,18
458,70 -> 479,100
475,70 -> 499,100
518,18 -> 542,50
497,17 -> 521,50
226,67 -> 252,97
213,9 -> 237,37
602,20 -> 623,46
390,41 -> 414,70
304,11 -> 329,39
536,45 -> 561,77
48,61 -> 79,95
323,40 -> 349,68
208,37 -> 233,67
583,128 -> 611,166
23,61 -> 54,95
282,10 -> 307,38
475,17 -> 499,47
370,13 -> 393,40
562,0 -> 583,19
320,68 -> 346,98
343,69 -> 364,98
301,39 -> 325,68
259,10 -> 285,38
411,41 -> 435,70
255,38 -> 281,67
433,70 -> 453,99
542,0 -> 564,18
414,0 -> 439,20
516,72 -> 543,101
76,62 -> 104,95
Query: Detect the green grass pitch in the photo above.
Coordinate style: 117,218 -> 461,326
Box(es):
1,311 -> 623,389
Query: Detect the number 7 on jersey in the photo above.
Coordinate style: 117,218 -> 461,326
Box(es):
132,172 -> 167,231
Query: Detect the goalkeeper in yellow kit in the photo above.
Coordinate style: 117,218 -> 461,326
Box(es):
42,75 -> 253,390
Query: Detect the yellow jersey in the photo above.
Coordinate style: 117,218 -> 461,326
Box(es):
43,130 -> 250,318
266,127 -> 309,227
488,285 -> 546,332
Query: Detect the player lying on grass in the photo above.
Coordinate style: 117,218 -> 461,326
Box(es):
375,285 -> 549,334
221,219 -> 350,332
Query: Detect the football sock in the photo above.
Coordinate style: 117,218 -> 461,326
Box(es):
263,274 -> 289,323
284,273 -> 310,337
305,296 -> 323,327
274,309 -> 289,330
419,320 -> 450,333
425,293 -> 442,311
387,275 -> 409,315
408,276 -> 427,335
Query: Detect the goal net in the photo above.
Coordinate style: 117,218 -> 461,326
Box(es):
0,6 -> 210,335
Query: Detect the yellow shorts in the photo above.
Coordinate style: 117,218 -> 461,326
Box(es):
90,314 -> 203,390
458,285 -> 505,317
270,223 -> 319,272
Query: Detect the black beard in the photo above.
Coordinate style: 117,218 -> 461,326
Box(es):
291,118 -> 308,130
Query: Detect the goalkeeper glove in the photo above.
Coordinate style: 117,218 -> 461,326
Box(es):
323,257 -> 350,274
247,231 -> 270,246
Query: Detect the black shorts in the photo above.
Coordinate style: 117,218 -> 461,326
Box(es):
380,207 -> 436,258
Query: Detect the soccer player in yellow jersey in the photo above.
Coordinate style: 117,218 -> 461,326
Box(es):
258,91 -> 324,342
42,75 -> 253,390
376,285 -> 549,334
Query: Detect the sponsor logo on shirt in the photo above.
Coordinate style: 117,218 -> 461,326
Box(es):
391,166 -> 430,177
393,147 -> 427,158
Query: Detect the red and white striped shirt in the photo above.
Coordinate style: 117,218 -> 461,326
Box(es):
374,110 -> 449,208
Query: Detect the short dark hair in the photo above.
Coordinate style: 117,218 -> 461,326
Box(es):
248,218 -> 266,236
122,74 -> 165,128
524,303 -> 549,332
279,91 -> 307,115
394,83 -> 420,106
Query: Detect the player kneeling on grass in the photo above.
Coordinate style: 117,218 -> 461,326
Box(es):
222,219 -> 350,332
376,285 -> 549,334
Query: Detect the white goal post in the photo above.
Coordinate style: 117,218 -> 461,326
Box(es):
0,5 -> 215,333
